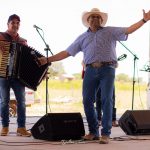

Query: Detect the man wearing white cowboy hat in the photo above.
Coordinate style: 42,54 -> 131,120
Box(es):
38,8 -> 150,144
82,8 -> 108,27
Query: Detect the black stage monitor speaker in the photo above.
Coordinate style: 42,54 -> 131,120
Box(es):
119,110 -> 150,135
31,112 -> 85,141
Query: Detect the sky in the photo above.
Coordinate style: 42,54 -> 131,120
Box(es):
0,0 -> 150,82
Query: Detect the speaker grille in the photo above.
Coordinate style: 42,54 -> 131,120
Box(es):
31,113 -> 85,141
119,110 -> 150,135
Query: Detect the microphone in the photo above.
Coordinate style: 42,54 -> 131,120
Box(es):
140,65 -> 150,72
33,25 -> 43,30
117,54 -> 127,61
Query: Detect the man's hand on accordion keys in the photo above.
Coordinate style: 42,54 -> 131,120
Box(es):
38,56 -> 51,66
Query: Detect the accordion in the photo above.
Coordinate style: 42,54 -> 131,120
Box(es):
0,41 -> 49,91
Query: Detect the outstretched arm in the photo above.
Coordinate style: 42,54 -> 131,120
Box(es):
126,9 -> 150,34
38,50 -> 70,66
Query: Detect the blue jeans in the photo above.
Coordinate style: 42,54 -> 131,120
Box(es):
95,86 -> 117,121
0,78 -> 26,128
83,65 -> 115,137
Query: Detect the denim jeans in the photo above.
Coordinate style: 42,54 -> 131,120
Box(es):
95,87 -> 117,121
83,65 -> 115,137
0,78 -> 26,127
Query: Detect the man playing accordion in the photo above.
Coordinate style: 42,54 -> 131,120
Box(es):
0,14 -> 31,137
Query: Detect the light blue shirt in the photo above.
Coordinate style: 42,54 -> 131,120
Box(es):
66,26 -> 128,65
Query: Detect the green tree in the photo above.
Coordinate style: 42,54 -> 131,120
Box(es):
116,73 -> 131,82
48,62 -> 65,77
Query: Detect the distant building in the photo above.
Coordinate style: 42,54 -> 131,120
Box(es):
59,74 -> 75,81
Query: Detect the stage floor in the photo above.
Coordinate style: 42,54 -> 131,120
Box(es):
0,116 -> 150,150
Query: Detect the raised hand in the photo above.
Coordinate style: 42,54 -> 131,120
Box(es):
143,9 -> 150,22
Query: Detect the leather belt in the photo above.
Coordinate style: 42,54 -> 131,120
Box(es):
86,61 -> 115,68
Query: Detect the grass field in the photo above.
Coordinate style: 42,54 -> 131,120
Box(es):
26,79 -> 148,116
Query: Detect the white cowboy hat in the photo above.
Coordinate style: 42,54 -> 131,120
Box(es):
82,8 -> 108,27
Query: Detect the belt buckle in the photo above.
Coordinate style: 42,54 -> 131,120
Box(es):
92,62 -> 102,68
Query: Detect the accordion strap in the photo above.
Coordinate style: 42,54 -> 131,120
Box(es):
0,32 -> 13,42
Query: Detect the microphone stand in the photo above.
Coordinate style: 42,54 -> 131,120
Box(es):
35,28 -> 53,114
119,41 -> 139,110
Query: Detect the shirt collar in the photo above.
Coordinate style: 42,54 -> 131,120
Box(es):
87,26 -> 103,32
6,30 -> 19,41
